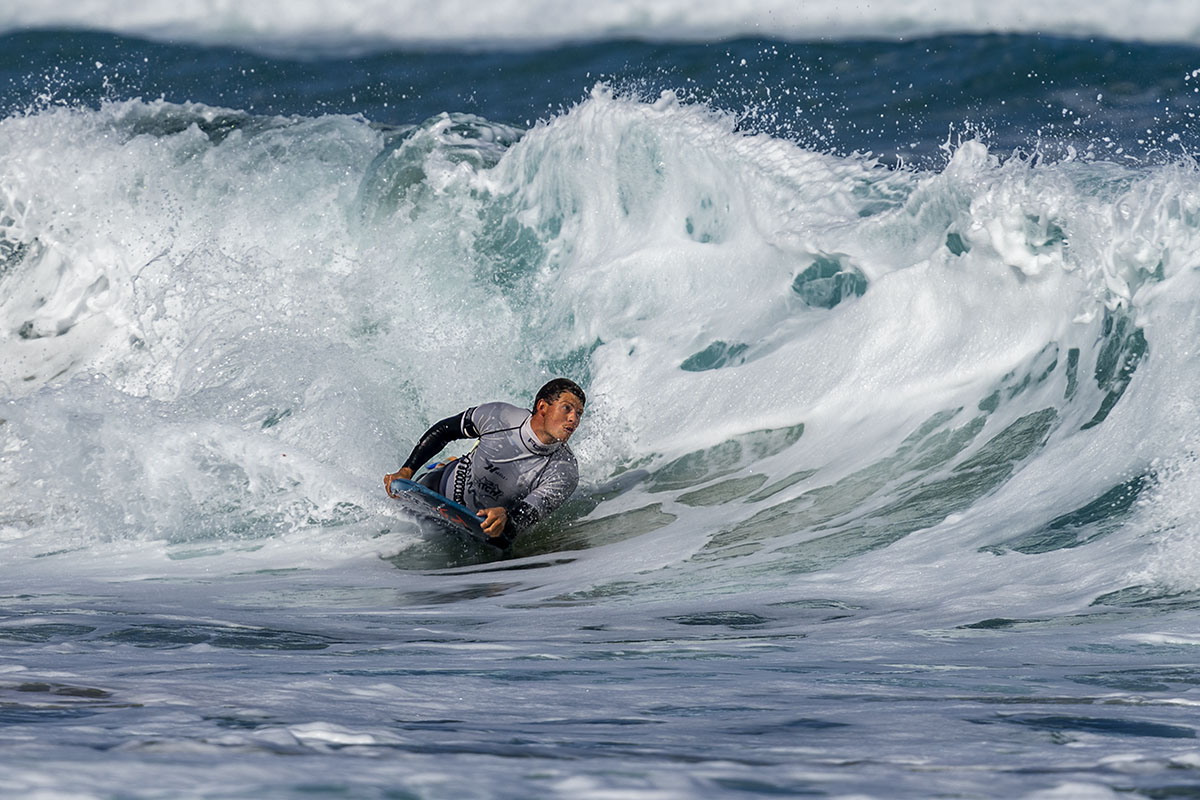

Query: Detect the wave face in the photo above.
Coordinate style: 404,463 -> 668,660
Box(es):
5,23 -> 1200,800
4,88 -> 1198,588
4,0 -> 1200,49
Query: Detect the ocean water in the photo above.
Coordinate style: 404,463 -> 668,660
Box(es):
4,2 -> 1200,798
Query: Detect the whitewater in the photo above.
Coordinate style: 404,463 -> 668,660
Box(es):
4,4 -> 1200,799
7,0 -> 1200,49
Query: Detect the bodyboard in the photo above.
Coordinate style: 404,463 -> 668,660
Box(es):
387,479 -> 499,548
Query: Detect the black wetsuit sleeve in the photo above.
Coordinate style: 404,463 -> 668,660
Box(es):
507,501 -> 541,535
400,408 -> 479,472
488,500 -> 540,550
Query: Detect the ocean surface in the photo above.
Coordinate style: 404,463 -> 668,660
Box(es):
4,2 -> 1200,798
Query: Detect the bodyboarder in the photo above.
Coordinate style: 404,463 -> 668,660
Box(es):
384,378 -> 585,547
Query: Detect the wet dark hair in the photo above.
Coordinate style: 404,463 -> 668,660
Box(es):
533,378 -> 586,412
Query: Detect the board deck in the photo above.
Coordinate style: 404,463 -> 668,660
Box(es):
387,478 -> 499,548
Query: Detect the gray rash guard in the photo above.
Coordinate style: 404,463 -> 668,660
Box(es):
403,402 -> 578,540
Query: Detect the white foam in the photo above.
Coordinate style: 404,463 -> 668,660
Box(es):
1,0 -> 1199,50
1126,453 -> 1200,592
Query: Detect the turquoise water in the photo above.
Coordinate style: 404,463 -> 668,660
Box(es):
4,4 -> 1200,798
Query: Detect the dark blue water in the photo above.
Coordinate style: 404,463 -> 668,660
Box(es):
4,30 -> 1199,164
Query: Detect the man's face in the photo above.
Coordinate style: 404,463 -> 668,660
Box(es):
537,392 -> 585,442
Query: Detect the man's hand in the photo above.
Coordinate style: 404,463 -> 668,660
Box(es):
477,506 -> 508,538
384,468 -> 414,496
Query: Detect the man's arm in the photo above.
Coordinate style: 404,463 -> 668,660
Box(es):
494,457 -> 579,542
384,409 -> 477,495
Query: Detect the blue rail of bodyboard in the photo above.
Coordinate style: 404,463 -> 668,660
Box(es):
390,479 -> 488,538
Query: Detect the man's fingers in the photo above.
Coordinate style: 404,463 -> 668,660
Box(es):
476,507 -> 506,536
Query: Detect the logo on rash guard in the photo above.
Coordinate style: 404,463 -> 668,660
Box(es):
478,477 -> 502,500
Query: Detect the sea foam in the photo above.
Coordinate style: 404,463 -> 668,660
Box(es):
2,0 -> 1199,51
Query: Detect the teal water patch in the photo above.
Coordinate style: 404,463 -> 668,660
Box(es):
678,474 -> 769,506
985,473 -> 1149,555
680,341 -> 749,372
260,407 -> 292,429
1081,309 -> 1147,430
1090,585 -> 1200,612
700,407 -> 1057,572
842,406 -> 1056,528
646,423 -> 805,493
746,470 -> 819,502
1065,347 -> 1080,400
975,342 -> 1061,416
945,231 -> 969,256
697,408 -> 977,560
790,254 -> 867,309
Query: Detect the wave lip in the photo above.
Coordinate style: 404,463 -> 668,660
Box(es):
4,1 -> 1200,51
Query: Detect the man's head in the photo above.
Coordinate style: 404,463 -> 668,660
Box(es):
530,378 -> 586,444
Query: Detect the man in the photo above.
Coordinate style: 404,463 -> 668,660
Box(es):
384,378 -> 585,546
